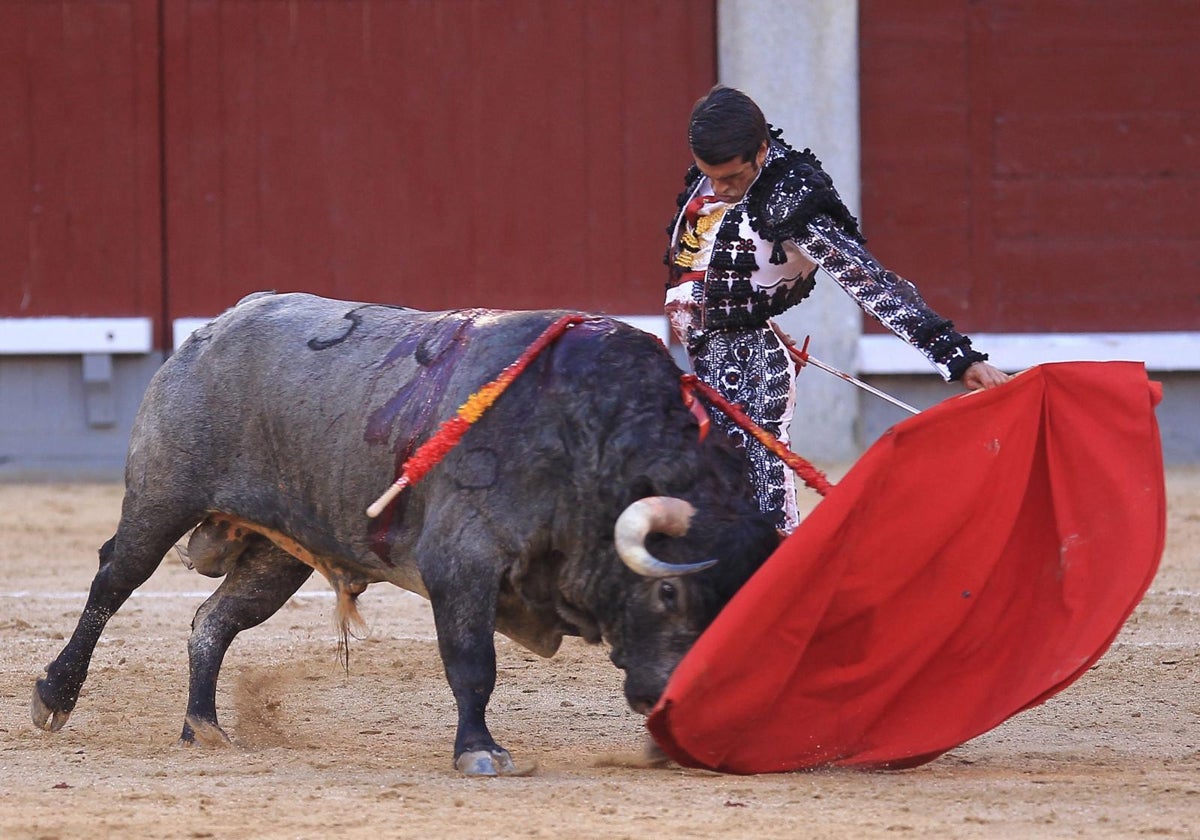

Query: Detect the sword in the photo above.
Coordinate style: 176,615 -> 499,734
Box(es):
769,322 -> 920,416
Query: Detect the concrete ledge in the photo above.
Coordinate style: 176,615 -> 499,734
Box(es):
0,317 -> 153,355
859,332 -> 1200,374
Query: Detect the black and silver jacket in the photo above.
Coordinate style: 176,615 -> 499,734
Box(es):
665,130 -> 986,380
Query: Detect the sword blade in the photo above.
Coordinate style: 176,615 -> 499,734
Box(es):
799,351 -> 921,415
768,320 -> 921,415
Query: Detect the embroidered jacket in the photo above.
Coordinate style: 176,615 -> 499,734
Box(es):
665,131 -> 987,381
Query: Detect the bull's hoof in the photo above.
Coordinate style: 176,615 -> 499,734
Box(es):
31,683 -> 71,733
455,748 -> 519,776
642,737 -> 672,767
179,716 -> 233,747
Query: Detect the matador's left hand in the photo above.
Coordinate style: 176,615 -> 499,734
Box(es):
962,361 -> 1011,391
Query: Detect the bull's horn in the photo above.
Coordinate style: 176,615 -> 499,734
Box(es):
614,497 -> 718,578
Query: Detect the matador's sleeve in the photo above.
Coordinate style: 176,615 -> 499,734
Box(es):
796,214 -> 988,381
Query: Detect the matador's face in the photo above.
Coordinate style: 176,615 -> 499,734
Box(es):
693,140 -> 768,204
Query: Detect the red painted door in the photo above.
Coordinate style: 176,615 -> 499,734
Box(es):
0,1 -> 162,319
860,1 -> 1200,333
161,0 -> 715,330
1,1 -> 715,348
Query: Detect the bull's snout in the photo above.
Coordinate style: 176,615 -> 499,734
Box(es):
626,693 -> 658,716
622,673 -> 666,716
611,651 -> 664,714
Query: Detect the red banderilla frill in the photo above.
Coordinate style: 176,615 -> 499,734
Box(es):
680,374 -> 833,497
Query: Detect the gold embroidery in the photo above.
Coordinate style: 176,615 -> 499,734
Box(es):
674,205 -> 727,269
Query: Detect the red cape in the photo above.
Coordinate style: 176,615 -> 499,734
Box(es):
648,361 -> 1165,773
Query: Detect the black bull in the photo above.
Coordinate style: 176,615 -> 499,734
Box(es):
32,292 -> 779,775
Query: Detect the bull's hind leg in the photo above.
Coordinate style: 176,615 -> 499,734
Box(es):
181,539 -> 313,745
33,496 -> 202,732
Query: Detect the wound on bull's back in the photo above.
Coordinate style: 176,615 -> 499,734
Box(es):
364,312 -> 480,562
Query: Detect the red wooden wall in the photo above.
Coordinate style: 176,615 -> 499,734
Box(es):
1,0 -> 715,349
0,1 -> 162,319
860,0 -> 1200,333
11,2 -> 1195,344
162,1 -> 713,321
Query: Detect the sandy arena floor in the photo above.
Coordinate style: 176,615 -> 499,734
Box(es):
1,469 -> 1197,839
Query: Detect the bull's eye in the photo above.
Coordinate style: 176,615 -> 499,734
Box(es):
658,581 -> 678,609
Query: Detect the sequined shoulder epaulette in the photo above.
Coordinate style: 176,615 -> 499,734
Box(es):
746,135 -> 865,265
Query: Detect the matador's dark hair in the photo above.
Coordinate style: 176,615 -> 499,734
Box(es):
687,85 -> 768,165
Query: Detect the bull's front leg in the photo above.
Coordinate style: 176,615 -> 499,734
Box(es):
181,541 -> 314,745
425,563 -> 515,776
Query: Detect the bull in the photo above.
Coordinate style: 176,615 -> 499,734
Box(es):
31,292 -> 779,775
